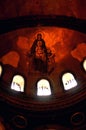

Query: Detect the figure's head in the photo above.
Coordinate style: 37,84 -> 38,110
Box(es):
37,33 -> 42,40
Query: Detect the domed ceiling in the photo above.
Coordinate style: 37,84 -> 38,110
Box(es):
0,0 -> 86,130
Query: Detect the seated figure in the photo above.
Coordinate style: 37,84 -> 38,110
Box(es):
29,33 -> 48,73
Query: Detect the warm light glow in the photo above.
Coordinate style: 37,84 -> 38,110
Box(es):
83,59 -> 86,71
0,65 -> 2,77
11,75 -> 25,92
1,51 -> 20,68
62,72 -> 77,90
0,121 -> 5,130
37,79 -> 51,96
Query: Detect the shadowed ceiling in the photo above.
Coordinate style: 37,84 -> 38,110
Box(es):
0,0 -> 86,20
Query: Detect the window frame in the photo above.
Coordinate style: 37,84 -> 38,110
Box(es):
0,62 -> 3,78
36,78 -> 52,97
11,73 -> 26,92
61,71 -> 78,91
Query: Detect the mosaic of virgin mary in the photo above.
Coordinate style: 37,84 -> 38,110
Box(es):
28,33 -> 55,74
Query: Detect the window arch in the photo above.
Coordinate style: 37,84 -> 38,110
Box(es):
62,72 -> 77,90
82,59 -> 86,71
11,75 -> 25,92
37,79 -> 51,96
0,64 -> 3,77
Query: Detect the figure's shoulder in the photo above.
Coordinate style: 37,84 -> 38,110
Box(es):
41,39 -> 45,43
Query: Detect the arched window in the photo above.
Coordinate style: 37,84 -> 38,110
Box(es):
0,64 -> 2,77
37,79 -> 51,96
62,72 -> 77,90
83,59 -> 86,71
11,75 -> 25,92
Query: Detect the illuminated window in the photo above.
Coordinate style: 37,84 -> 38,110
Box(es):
83,59 -> 86,71
11,75 -> 25,92
62,72 -> 77,90
0,64 -> 2,77
37,79 -> 51,96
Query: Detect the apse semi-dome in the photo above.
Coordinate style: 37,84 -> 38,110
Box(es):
0,17 -> 86,109
0,16 -> 86,130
